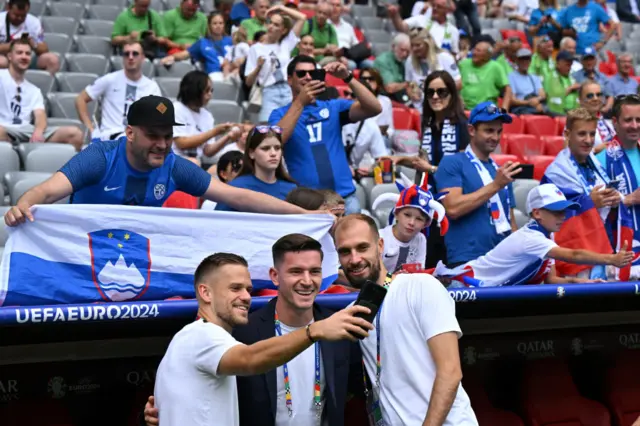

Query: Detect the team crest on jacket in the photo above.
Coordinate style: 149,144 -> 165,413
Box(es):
320,108 -> 329,119
154,184 -> 166,200
88,229 -> 151,301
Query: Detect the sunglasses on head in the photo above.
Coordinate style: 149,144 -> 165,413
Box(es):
123,51 -> 141,58
540,35 -> 552,43
426,87 -> 450,99
615,94 -> 640,102
251,125 -> 283,136
481,104 -> 507,115
585,92 -> 604,99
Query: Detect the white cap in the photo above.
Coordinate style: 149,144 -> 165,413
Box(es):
526,183 -> 580,214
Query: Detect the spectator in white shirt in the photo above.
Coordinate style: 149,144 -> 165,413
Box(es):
75,41 -> 161,142
559,36 -> 583,74
327,0 -> 374,70
406,28 -> 461,92
0,39 -> 82,149
0,0 -> 60,74
172,70 -> 241,164
359,68 -> 395,143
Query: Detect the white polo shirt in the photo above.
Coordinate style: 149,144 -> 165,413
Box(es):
85,70 -> 161,140
245,31 -> 299,89
155,319 -> 243,426
0,69 -> 44,126
403,15 -> 460,54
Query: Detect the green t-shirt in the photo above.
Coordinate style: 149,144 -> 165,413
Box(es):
291,18 -> 339,60
163,7 -> 207,46
459,59 -> 509,109
496,54 -> 515,77
112,7 -> 166,39
240,17 -> 267,43
373,51 -> 405,85
544,70 -> 578,115
529,53 -> 555,84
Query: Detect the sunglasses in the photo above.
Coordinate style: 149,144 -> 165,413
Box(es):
360,76 -> 374,82
14,85 -> 21,103
251,125 -> 283,136
615,94 -> 640,102
508,36 -> 521,42
585,92 -> 604,99
123,51 -> 141,58
540,35 -> 552,43
481,104 -> 507,115
231,159 -> 243,172
426,87 -> 450,99
343,91 -> 356,99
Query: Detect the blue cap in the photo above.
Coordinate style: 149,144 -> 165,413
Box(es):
459,28 -> 469,37
582,46 -> 597,58
469,101 -> 513,125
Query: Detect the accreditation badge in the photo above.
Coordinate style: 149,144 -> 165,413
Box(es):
366,387 -> 385,426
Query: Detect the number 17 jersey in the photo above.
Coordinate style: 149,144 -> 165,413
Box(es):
269,99 -> 356,198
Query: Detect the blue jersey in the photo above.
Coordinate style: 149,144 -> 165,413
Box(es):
188,36 -> 233,74
216,174 -> 297,211
434,152 -> 515,265
269,99 -> 356,198
59,139 -> 211,205
558,2 -> 609,54
528,8 -> 560,36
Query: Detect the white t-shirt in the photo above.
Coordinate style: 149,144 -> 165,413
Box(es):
403,15 -> 460,54
85,70 -> 161,140
380,224 -> 427,273
274,321 -> 326,426
405,51 -> 461,87
172,101 -> 215,158
411,1 -> 432,17
342,117 -> 388,167
374,94 -> 395,135
332,18 -> 359,49
225,42 -> 250,62
155,319 -> 243,426
359,274 -> 478,426
466,221 -> 557,287
0,12 -> 44,44
604,4 -> 620,22
245,31 -> 299,88
0,69 -> 44,127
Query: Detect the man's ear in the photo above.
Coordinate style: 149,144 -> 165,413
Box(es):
197,282 -> 213,303
269,267 -> 280,288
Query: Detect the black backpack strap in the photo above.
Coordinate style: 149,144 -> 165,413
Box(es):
6,13 -> 11,42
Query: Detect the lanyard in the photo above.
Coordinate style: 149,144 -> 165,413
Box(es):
569,153 -> 608,193
274,312 -> 322,418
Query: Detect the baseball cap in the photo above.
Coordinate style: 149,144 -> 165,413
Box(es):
127,95 -> 184,127
526,183 -> 580,214
469,101 -> 513,125
556,50 -> 574,62
582,46 -> 597,59
516,48 -> 532,58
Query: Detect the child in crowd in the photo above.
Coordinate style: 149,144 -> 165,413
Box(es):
224,26 -> 250,83
372,181 -> 448,273
200,151 -> 244,210
319,189 -> 346,218
434,184 -> 633,287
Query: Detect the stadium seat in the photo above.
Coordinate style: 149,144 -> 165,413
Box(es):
49,2 -> 85,20
369,183 -> 399,210
530,155 -> 555,181
513,179 -> 539,211
66,53 -> 109,75
154,60 -> 195,78
44,33 -> 73,55
504,134 -> 544,160
555,116 -> 567,136
358,16 -> 385,31
87,4 -> 122,20
513,208 -> 529,228
205,100 -> 244,124
25,145 -> 76,173
364,29 -> 392,44
481,28 -> 503,41
464,377 -> 525,426
371,42 -> 388,56
25,70 -> 56,95
4,170 -> 51,194
541,135 -> 564,156
521,359 -> 611,426
154,77 -> 180,98
0,142 -> 19,189
375,204 -> 393,226
490,153 -> 519,166
112,56 -> 155,78
212,82 -> 241,103
55,71 -> 97,93
393,106 -> 414,130
502,114 -> 524,134
605,352 -> 640,426
48,118 -> 88,142
324,73 -> 344,87
42,16 -> 79,36
10,174 -> 52,205
48,92 -> 96,118
351,4 -> 377,17
523,115 -> 557,136
25,0 -> 46,16
150,0 -> 166,10
500,29 -> 529,48
355,183 -> 367,210
359,176 -> 375,200
75,35 -> 113,58
166,0 -> 182,8
397,165 -> 416,182
81,19 -> 115,38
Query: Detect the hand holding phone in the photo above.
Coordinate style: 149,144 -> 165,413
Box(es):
352,280 -> 387,338
606,179 -> 621,190
309,68 -> 326,82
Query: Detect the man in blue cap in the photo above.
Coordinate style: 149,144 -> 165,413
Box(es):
434,101 -> 521,267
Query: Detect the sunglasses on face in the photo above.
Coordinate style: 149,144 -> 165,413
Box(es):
123,51 -> 141,58
295,70 -> 312,78
426,87 -> 450,99
343,91 -> 356,99
585,92 -> 604,100
360,76 -> 374,82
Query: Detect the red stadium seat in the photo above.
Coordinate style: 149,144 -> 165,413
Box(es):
500,29 -> 530,48
523,115 -> 557,136
555,116 -> 567,136
301,9 -> 315,18
530,155 -> 555,180
491,154 -> 519,166
541,135 -> 565,156
409,108 -> 422,134
503,114 -> 524,135
504,134 -> 544,160
334,85 -> 351,98
605,352 -> 640,426
393,106 -> 414,130
325,73 -> 344,87
522,359 -> 611,426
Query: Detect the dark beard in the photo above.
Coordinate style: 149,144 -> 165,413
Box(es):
345,259 -> 381,289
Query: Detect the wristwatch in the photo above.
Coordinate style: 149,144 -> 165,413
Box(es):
342,72 -> 354,84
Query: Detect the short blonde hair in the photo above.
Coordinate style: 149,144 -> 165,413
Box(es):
566,107 -> 598,130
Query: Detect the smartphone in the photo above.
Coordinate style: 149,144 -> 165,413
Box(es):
352,280 -> 387,333
606,179 -> 621,189
512,164 -> 534,180
20,33 -> 29,40
309,68 -> 326,82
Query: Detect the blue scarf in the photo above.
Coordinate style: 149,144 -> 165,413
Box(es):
421,119 -> 459,165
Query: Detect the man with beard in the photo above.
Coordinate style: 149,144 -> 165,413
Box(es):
153,252 -> 373,426
4,96 -> 326,226
333,214 -> 478,426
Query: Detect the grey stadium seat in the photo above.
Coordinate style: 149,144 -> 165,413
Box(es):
369,183 -> 399,210
25,70 -> 56,94
10,175 -> 53,205
25,0 -> 46,16
55,0 -> 89,5
47,118 -> 87,143
75,35 -> 113,58
358,17 -> 385,31
66,53 -> 109,75
48,92 -> 96,118
81,20 -> 114,38
364,29 -> 392,44
479,17 -> 493,28
155,77 -> 180,98
44,33 -> 73,55
150,0 -> 166,11
491,18 -> 515,30
48,2 -> 86,21
4,171 -> 51,196
56,72 -> 98,93
211,82 -> 240,102
359,176 -> 375,201
0,142 -> 19,190
205,100 -> 244,124
355,183 -> 367,211
351,5 -> 376,17
25,145 -> 76,173
371,42 -> 388,57
166,0 -> 182,8
154,60 -> 195,78
94,0 -> 127,6
625,40 -> 640,54
513,208 -> 529,229
0,185 -> 5,206
513,179 -> 539,212
87,4 -> 122,21
41,16 -> 79,37
481,28 -> 503,42
0,207 -> 8,243
112,56 -> 154,77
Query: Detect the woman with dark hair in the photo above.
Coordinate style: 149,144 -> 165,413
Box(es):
359,68 -> 395,140
161,12 -> 233,82
215,125 -> 297,211
172,70 -> 241,163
